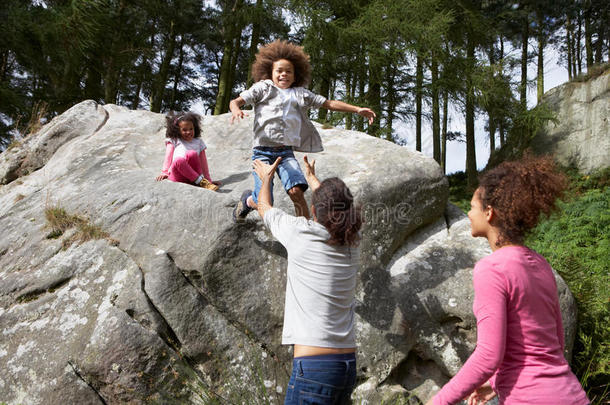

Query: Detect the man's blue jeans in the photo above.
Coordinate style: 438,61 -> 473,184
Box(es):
283,353 -> 357,405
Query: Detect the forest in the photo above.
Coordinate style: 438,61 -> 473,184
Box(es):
1,0 -> 608,187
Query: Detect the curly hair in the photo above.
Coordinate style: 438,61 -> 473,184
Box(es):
165,111 -> 202,140
251,40 -> 312,87
312,178 -> 362,247
478,154 -> 566,247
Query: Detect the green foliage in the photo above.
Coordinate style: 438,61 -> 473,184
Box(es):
571,63 -> 610,83
446,171 -> 472,213
526,174 -> 610,404
487,103 -> 559,168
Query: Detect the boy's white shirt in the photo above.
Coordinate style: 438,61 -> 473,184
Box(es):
239,80 -> 327,153
279,88 -> 302,146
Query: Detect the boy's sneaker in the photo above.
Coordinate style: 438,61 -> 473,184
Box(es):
199,178 -> 219,191
233,190 -> 254,222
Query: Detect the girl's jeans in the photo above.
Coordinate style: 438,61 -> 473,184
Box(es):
284,353 -> 357,405
168,150 -> 201,184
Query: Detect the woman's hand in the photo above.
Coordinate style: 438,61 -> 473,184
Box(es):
303,155 -> 321,191
303,155 -> 316,178
156,173 -> 168,181
253,157 -> 281,182
467,382 -> 496,405
357,107 -> 376,125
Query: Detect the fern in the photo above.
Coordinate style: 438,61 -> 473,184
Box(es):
528,185 -> 610,404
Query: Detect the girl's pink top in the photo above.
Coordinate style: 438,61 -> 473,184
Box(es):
434,246 -> 588,405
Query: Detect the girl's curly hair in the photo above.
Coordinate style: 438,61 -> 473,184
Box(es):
165,112 -> 202,140
478,154 -> 566,247
312,178 -> 362,247
251,40 -> 312,87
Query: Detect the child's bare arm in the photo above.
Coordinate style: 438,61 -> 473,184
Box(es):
229,97 -> 247,124
322,100 -> 376,125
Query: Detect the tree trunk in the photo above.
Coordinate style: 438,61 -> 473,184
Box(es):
520,12 -> 529,110
246,0 -> 263,88
84,63 -> 102,103
595,15 -> 604,64
536,11 -> 544,103
577,13 -> 582,74
488,42 -> 496,153
584,0 -> 593,69
466,32 -> 477,189
151,20 -> 177,113
441,88 -> 448,174
214,0 -> 244,115
169,36 -> 186,111
366,56 -> 381,137
345,68 -> 353,130
431,55 -> 440,163
356,60 -> 366,132
386,62 -> 398,142
415,52 -> 423,151
498,37 -> 505,148
224,33 -> 243,112
566,18 -> 573,80
318,77 -> 331,122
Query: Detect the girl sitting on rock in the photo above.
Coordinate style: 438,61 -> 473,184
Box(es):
156,112 -> 219,191
427,155 -> 589,405
253,155 -> 361,404
229,39 -> 376,221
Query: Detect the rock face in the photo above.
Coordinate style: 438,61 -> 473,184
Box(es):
0,101 -> 577,404
532,70 -> 610,173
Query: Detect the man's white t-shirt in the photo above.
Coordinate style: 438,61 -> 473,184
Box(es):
263,207 -> 359,348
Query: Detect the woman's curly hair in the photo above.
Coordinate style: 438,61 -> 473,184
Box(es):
251,40 -> 312,87
165,111 -> 202,140
312,178 -> 362,247
478,154 -> 566,247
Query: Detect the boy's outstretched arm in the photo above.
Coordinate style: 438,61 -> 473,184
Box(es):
322,100 -> 376,125
229,97 -> 247,123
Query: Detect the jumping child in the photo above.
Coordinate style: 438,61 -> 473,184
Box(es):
229,39 -> 376,221
156,112 -> 220,191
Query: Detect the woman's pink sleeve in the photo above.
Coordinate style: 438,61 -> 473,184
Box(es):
161,142 -> 174,174
199,149 -> 212,182
433,264 -> 507,405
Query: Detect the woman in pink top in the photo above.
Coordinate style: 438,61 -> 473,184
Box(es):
427,155 -> 589,405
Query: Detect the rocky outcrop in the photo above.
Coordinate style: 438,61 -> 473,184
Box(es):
532,69 -> 610,173
0,101 -> 577,404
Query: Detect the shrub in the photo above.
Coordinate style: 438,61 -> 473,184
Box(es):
44,205 -> 112,248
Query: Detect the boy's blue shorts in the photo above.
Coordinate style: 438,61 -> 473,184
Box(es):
251,146 -> 307,204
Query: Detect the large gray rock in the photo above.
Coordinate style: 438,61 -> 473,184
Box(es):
0,101 -> 577,404
532,70 -> 610,173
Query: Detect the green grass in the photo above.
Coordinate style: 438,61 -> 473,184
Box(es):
44,205 -> 114,248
